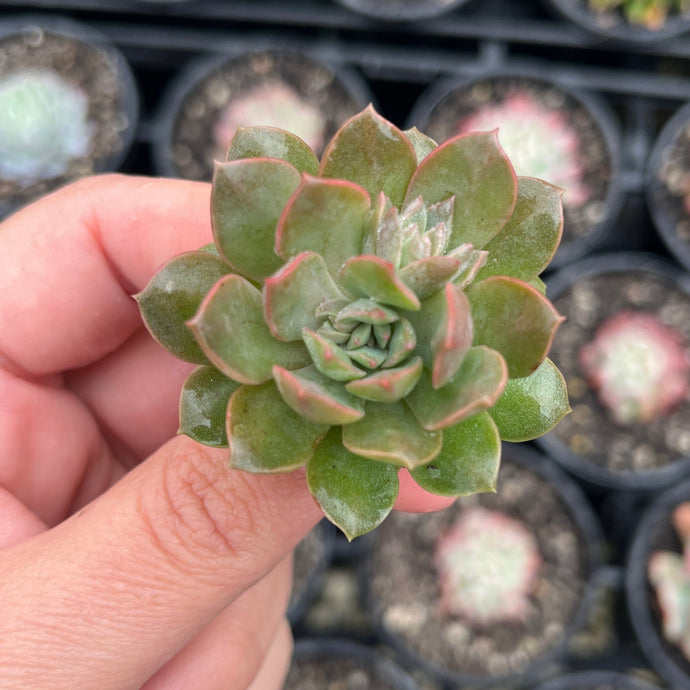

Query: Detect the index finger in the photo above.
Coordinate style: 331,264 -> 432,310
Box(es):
0,174 -> 211,377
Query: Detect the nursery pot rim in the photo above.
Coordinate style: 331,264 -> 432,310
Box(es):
0,13 -> 139,219
626,476 -> 690,689
534,668 -> 663,689
542,0 -> 690,45
289,637 -> 421,690
537,250 -> 690,491
332,0 -> 472,21
359,442 -> 605,688
152,44 -> 375,180
405,65 -> 625,270
646,100 -> 690,273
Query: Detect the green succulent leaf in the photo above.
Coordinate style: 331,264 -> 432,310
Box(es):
383,318 -> 416,368
263,252 -> 346,341
273,364 -> 365,425
212,159 -> 301,282
302,329 -> 366,381
404,283 -> 473,389
225,126 -> 319,175
406,346 -> 508,431
403,127 -> 437,163
467,276 -> 564,379
374,324 -> 392,349
399,256 -> 462,301
345,356 -> 423,403
189,274 -> 309,384
348,346 -> 388,369
374,205 -> 403,267
319,105 -> 417,207
410,412 -> 500,496
179,365 -> 241,447
475,177 -> 564,283
276,175 -> 370,281
339,255 -> 421,311
490,358 -> 570,441
363,192 -> 392,256
334,298 -> 399,328
228,381 -> 328,472
529,276 -> 547,295
136,251 -> 232,364
347,323 -> 372,349
404,131 -> 517,250
307,428 -> 399,540
342,401 -> 442,470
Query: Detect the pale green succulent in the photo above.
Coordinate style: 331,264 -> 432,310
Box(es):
589,0 -> 690,29
137,106 -> 570,539
0,70 -> 94,183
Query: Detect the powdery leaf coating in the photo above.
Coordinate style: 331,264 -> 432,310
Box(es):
580,310 -> 690,425
434,506 -> 542,625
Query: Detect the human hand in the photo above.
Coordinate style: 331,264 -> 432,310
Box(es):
0,174 -> 454,690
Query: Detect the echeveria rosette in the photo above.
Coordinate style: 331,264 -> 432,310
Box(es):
137,106 -> 570,540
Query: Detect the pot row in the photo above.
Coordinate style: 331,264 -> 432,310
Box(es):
3,15 -> 690,273
290,444 -> 690,689
131,0 -> 690,44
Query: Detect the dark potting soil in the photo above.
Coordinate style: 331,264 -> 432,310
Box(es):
0,29 -> 131,207
284,653 -> 403,690
364,458 -> 588,679
416,75 -> 613,255
550,270 -> 690,474
166,51 -> 367,181
654,117 -> 690,247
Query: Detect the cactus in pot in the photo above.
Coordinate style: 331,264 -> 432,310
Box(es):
434,506 -> 542,625
588,0 -> 690,29
648,502 -> 690,660
137,105 -> 570,539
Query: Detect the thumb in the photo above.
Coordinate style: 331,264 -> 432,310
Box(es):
0,435 -> 322,689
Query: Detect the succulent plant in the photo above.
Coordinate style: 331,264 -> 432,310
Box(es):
0,70 -> 94,184
457,91 -> 589,208
213,82 -> 326,156
588,0 -> 690,29
137,105 -> 570,539
649,502 -> 690,660
580,310 -> 690,425
434,506 -> 542,625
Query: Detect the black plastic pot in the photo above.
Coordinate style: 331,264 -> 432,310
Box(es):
647,100 -> 690,273
627,477 -> 690,689
285,638 -> 421,689
288,519 -> 335,626
537,252 -> 690,491
332,0 -> 472,21
534,670 -> 663,689
0,15 -> 139,219
360,443 -> 604,689
543,0 -> 690,44
153,47 -> 374,181
407,69 -> 624,269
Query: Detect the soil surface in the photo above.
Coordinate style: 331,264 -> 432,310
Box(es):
653,116 -> 690,250
549,270 -> 690,474
284,653 -> 407,690
363,456 -> 589,681
167,51 -> 368,181
0,28 -> 132,209
416,75 -> 615,258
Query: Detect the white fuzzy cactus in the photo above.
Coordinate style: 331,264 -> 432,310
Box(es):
434,505 -> 542,625
0,70 -> 94,184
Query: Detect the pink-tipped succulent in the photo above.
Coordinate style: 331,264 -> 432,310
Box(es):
457,91 -> 589,208
434,506 -> 542,625
589,0 -> 690,29
580,311 -> 690,425
213,82 -> 327,156
649,502 -> 690,660
137,105 -> 570,539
